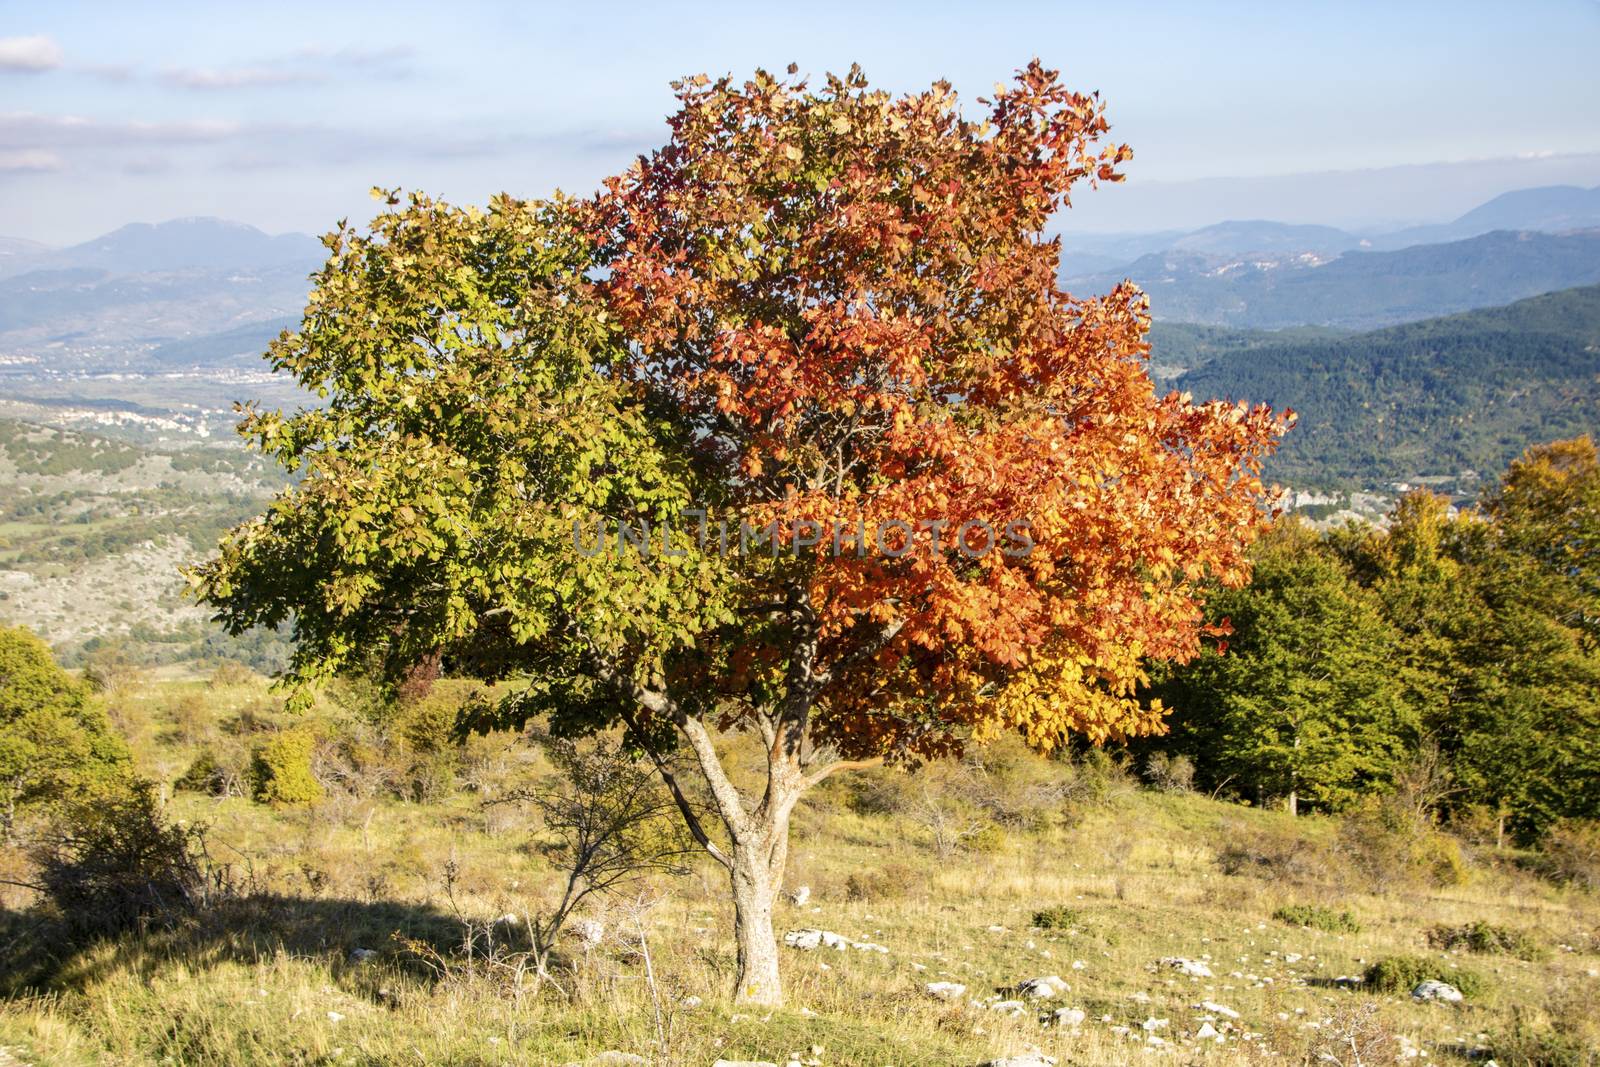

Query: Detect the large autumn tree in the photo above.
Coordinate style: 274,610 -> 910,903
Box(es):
193,63 -> 1288,1004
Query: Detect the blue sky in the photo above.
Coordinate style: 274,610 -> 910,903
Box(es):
2,0 -> 1598,244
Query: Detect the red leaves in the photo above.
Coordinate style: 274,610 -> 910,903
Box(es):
587,63 -> 1289,759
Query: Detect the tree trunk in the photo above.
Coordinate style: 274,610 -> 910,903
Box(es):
1286,790 -> 1298,817
730,839 -> 782,1005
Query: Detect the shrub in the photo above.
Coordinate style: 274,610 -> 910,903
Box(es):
1490,988 -> 1600,1067
1273,903 -> 1361,933
30,779 -> 220,940
1535,818 -> 1600,891
1144,751 -> 1195,793
1426,920 -> 1547,961
843,862 -> 914,903
206,661 -> 255,688
1215,822 -> 1334,884
250,727 -> 323,805
1031,904 -> 1084,930
1339,799 -> 1470,890
174,750 -> 234,797
1363,955 -> 1488,998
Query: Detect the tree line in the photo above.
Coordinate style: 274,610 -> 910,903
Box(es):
1147,435 -> 1600,842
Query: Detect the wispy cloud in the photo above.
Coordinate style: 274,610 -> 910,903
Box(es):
0,148 -> 64,172
0,111 -> 242,150
159,43 -> 417,91
159,65 -> 319,90
0,35 -> 63,73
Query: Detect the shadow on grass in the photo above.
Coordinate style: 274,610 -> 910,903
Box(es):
0,892 -> 467,996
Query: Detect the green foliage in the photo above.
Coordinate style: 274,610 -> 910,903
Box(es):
1273,904 -> 1361,933
30,778 -> 215,941
1174,281 -> 1600,485
1031,905 -> 1084,930
1427,921 -> 1547,961
1363,954 -> 1488,998
0,625 -> 130,836
1155,521 -> 1419,813
189,192 -> 731,719
250,728 -> 322,806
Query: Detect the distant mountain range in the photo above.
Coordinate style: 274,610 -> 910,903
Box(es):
1061,184 -> 1600,272
1170,284 -> 1600,486
1069,228 -> 1600,330
0,217 -> 325,279
3,186 -> 1600,380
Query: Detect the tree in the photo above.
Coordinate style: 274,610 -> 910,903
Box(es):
192,64 -> 1288,1004
1157,522 -> 1417,814
0,625 -> 130,840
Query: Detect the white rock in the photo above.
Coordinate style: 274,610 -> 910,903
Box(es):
679,995 -> 703,1010
979,1056 -> 1056,1067
1014,975 -> 1069,1000
926,981 -> 967,1001
788,885 -> 811,906
783,928 -> 848,951
989,999 -> 1027,1015
712,1061 -> 779,1067
1412,980 -> 1463,1003
326,1011 -> 344,1023
1141,1017 -> 1169,1032
585,1055 -> 647,1067
1159,957 -> 1214,978
1050,1007 -> 1087,1028
851,940 -> 889,953
1200,1000 -> 1240,1018
1196,1022 -> 1221,1040
348,948 -> 377,964
1070,959 -> 1086,970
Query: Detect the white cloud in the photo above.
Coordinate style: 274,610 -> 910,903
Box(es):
0,112 -> 241,149
0,34 -> 63,72
0,148 -> 64,172
160,65 -> 318,90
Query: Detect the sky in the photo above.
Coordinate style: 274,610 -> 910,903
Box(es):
2,0 -> 1599,246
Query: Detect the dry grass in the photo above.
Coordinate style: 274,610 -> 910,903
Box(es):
2,676 -> 1598,1065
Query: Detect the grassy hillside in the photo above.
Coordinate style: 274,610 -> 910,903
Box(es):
1174,284 -> 1600,486
1,674 -> 1596,1066
0,418 -> 287,664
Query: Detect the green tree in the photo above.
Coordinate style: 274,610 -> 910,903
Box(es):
1158,522 -> 1417,814
0,625 -> 129,839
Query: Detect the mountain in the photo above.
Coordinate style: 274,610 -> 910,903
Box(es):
0,218 -> 322,365
1174,284 -> 1600,486
1372,184 -> 1600,250
1068,229 -> 1600,330
1165,220 -> 1362,257
0,218 -> 324,279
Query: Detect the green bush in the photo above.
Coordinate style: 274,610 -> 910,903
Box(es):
1363,954 -> 1488,998
1031,905 -> 1084,930
1273,903 -> 1362,933
250,727 -> 323,806
31,779 -> 218,941
1427,920 -> 1547,961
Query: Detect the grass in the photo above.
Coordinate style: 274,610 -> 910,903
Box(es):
2,675 -> 1599,1065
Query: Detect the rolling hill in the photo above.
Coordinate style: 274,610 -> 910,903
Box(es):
1173,284 -> 1600,486
1069,229 -> 1600,330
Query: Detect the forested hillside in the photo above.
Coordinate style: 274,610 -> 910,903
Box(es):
1174,285 -> 1600,485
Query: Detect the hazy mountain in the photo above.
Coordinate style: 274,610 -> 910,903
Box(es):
1372,185 -> 1600,250
0,218 -> 324,279
1068,229 -> 1600,330
1166,220 -> 1362,257
144,317 -> 298,368
1175,284 -> 1600,485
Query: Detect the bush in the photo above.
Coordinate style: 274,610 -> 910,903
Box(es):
174,750 -> 233,796
1362,955 -> 1488,998
250,727 -> 323,805
1339,799 -> 1470,890
1144,751 -> 1195,793
1426,920 -> 1547,960
843,862 -> 914,903
1536,818 -> 1600,891
1273,903 -> 1361,933
1215,822 -> 1334,884
1490,988 -> 1600,1067
30,779 -> 219,940
1031,904 -> 1084,930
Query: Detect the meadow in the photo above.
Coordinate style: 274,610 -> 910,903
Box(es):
2,672 -> 1595,1067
